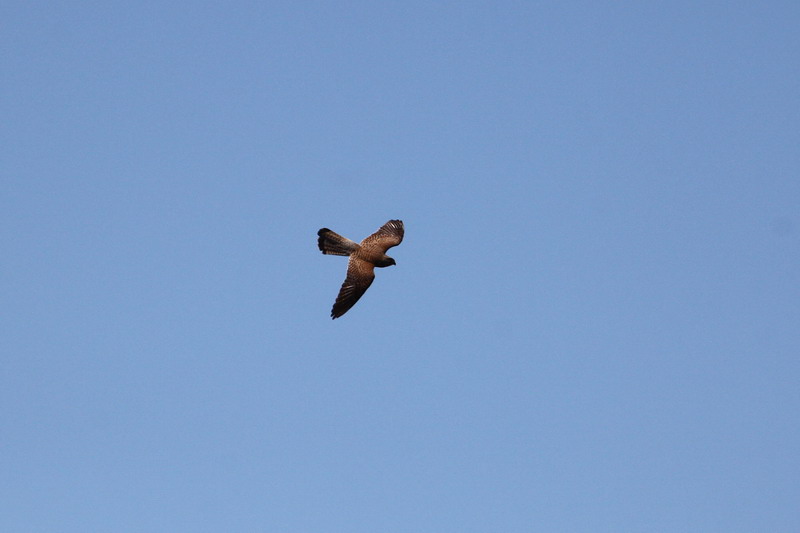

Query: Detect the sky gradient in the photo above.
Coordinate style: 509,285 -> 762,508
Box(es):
2,2 -> 799,531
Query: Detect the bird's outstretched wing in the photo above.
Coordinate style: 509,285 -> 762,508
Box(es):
359,219 -> 404,253
331,257 -> 375,319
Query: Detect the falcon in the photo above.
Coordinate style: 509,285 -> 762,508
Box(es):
317,219 -> 404,319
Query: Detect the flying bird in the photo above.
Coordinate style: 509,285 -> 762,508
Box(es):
317,219 -> 404,319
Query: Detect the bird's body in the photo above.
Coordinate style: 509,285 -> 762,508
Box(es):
317,219 -> 404,319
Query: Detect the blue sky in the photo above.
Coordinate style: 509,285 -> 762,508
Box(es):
2,2 -> 798,531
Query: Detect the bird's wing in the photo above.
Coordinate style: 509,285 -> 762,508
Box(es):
360,219 -> 404,253
330,257 -> 375,319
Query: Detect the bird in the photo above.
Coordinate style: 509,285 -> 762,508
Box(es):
317,219 -> 404,319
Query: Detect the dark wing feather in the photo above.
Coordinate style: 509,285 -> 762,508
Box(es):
331,257 -> 375,319
359,219 -> 404,253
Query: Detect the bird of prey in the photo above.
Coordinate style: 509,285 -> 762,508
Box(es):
317,219 -> 404,319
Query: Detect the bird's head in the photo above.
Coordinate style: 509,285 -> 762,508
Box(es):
377,256 -> 396,267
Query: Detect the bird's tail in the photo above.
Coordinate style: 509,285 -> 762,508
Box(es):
317,228 -> 359,256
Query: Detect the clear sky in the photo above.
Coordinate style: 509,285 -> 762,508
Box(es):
2,2 -> 798,531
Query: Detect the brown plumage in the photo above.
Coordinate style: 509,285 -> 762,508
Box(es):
317,219 -> 404,319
